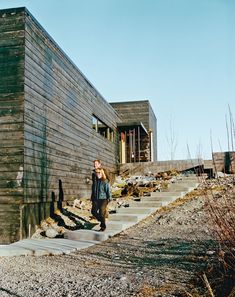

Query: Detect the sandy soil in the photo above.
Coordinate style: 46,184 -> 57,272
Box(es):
0,177 -> 234,297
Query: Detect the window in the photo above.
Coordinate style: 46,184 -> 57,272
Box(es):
92,116 -> 98,132
92,115 -> 114,142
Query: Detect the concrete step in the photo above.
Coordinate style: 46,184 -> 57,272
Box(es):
64,229 -> 110,242
150,191 -> 185,197
140,197 -> 173,206
0,176 -> 201,258
181,176 -> 198,181
11,239 -> 69,256
91,221 -> 133,236
45,238 -> 100,250
144,196 -> 177,203
130,201 -> 162,208
171,181 -> 199,188
92,220 -> 132,231
116,207 -> 155,214
9,238 -> 101,256
166,186 -> 194,192
108,213 -> 145,223
0,244 -> 34,257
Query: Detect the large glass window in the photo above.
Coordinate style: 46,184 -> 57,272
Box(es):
92,115 -> 114,142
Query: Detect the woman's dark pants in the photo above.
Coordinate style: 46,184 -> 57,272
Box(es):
91,199 -> 109,229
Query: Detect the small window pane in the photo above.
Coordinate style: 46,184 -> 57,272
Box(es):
92,116 -> 98,131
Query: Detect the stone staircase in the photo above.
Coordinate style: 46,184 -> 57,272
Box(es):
0,175 -> 199,257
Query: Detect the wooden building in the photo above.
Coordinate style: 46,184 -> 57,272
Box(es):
0,7 -> 120,243
212,151 -> 235,174
110,100 -> 157,163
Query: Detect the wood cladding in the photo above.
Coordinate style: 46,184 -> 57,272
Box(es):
110,100 -> 157,161
0,7 -> 120,243
212,152 -> 235,173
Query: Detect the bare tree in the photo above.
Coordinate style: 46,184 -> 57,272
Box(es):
166,117 -> 178,160
228,104 -> 234,151
225,114 -> 230,151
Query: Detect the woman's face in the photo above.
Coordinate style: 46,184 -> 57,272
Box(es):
94,161 -> 101,170
95,169 -> 102,179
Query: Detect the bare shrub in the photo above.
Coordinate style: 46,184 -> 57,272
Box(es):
202,176 -> 235,296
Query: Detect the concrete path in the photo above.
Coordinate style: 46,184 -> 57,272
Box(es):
0,175 -> 199,257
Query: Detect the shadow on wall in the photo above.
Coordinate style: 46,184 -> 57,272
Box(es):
50,179 -> 64,216
224,152 -> 232,173
22,115 -> 51,238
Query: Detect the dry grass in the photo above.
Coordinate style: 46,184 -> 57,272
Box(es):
136,283 -> 204,297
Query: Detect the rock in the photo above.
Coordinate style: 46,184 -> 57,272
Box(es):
45,228 -> 59,238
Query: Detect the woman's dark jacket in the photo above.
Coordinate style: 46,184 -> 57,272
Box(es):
91,170 -> 112,201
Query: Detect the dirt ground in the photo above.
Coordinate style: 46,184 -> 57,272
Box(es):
0,177 -> 234,297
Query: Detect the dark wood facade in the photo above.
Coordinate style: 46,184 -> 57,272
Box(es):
212,151 -> 235,174
0,7 -> 120,243
110,100 -> 157,162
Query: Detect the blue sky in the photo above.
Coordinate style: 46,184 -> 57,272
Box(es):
1,0 -> 234,160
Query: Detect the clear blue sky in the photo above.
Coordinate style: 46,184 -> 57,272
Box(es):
1,0 -> 234,160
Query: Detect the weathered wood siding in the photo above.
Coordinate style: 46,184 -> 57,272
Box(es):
110,100 -> 158,161
212,152 -> 235,173
0,8 -> 25,243
0,7 -> 120,243
111,101 -> 150,129
23,7 -> 120,209
148,103 -> 158,161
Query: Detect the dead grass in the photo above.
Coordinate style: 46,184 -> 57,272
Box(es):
136,283 -> 204,297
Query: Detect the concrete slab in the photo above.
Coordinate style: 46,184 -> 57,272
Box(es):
108,213 -> 144,223
145,196 -> 177,203
0,245 -> 34,257
147,195 -> 180,201
130,201 -> 162,208
12,239 -> 70,255
171,181 -> 199,188
150,191 -> 185,197
64,229 -> 110,242
92,220 -> 130,232
117,207 -> 155,214
166,186 -> 193,192
45,238 -> 100,250
140,198 -> 170,206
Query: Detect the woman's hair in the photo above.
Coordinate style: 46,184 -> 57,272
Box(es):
95,169 -> 107,181
93,159 -> 101,164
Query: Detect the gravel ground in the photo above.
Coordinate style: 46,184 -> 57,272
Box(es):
0,179 -> 234,297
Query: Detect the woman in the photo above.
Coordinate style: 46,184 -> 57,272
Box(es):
91,166 -> 111,231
